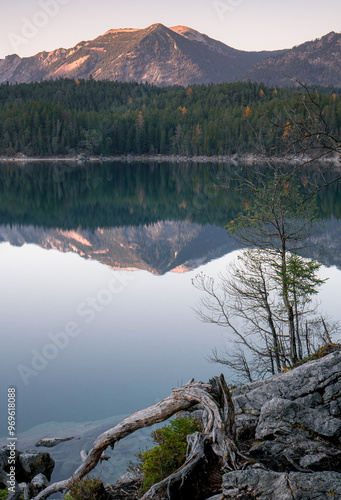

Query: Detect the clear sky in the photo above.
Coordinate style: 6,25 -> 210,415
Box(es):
0,0 -> 340,59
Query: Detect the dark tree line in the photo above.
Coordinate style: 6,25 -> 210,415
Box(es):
0,79 -> 340,157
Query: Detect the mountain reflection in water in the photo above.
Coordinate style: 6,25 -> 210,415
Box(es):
0,160 -> 340,271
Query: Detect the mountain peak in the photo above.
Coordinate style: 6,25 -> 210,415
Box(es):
148,23 -> 169,31
321,30 -> 340,42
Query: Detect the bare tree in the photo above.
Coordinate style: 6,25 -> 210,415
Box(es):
193,246 -> 329,382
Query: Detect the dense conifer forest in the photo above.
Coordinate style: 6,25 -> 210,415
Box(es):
0,79 -> 340,157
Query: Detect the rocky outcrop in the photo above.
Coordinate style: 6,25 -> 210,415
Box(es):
232,350 -> 341,441
18,450 -> 55,482
219,351 -> 341,499
222,470 -> 341,499
0,448 -> 55,498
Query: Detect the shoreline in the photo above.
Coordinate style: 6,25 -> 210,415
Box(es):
0,153 -> 340,165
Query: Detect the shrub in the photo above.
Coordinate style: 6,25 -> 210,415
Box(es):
64,476 -> 107,500
136,417 -> 201,494
0,490 -> 8,500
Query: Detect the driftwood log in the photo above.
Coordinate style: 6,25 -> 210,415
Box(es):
33,375 -> 247,500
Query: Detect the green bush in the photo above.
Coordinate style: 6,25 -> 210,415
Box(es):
0,490 -> 8,500
137,417 -> 201,494
64,476 -> 107,500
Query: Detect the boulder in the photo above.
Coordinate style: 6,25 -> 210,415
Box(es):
249,436 -> 341,472
232,351 -> 341,441
30,473 -> 50,496
223,352 -> 341,498
18,450 -> 55,482
0,446 -> 20,471
255,397 -> 341,442
222,470 -> 341,499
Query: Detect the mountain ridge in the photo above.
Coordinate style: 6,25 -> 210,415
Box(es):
0,25 -> 339,87
0,23 -> 282,86
242,30 -> 341,87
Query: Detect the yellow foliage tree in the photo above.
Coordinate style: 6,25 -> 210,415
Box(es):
244,106 -> 252,119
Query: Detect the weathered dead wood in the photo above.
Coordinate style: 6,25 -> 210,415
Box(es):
33,375 -> 245,500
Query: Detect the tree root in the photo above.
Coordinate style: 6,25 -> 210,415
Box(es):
33,375 -> 250,500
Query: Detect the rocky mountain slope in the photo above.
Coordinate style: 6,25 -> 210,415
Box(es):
243,31 -> 341,87
0,23 -> 280,86
0,25 -> 340,87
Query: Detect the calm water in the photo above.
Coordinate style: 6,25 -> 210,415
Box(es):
0,161 -> 340,485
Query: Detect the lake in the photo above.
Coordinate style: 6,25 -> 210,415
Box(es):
0,160 -> 340,486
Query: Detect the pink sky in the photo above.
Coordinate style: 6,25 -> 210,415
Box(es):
1,0 -> 340,59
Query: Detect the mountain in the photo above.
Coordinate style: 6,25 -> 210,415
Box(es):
242,31 -> 341,87
0,222 -> 239,275
0,25 -> 339,87
0,23 -> 279,86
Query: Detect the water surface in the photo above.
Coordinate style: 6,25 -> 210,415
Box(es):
0,161 -> 340,486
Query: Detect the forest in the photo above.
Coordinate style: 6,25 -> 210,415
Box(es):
0,78 -> 340,157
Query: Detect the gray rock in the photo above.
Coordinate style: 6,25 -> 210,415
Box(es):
0,466 -> 7,487
35,437 -> 74,448
228,352 -> 341,498
109,468 -> 143,500
255,397 -> 341,442
330,400 -> 341,416
0,446 -> 20,470
18,482 -> 31,500
222,470 -> 341,499
249,436 -> 341,472
323,381 -> 341,404
232,351 -> 341,436
223,469 -> 292,499
299,453 -> 328,469
30,473 -> 50,496
0,467 -> 21,500
18,450 -> 55,482
295,391 -> 323,408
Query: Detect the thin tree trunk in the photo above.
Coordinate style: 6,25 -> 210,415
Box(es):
280,243 -> 298,363
294,291 -> 303,359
